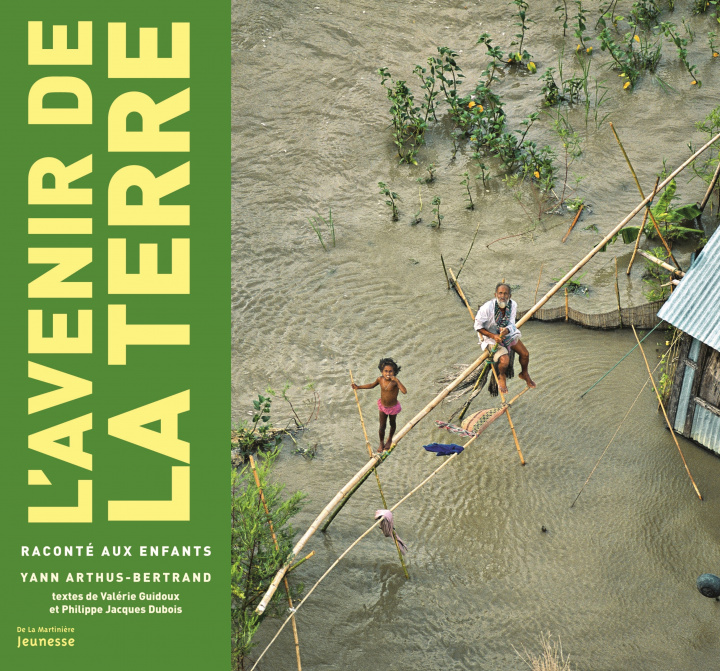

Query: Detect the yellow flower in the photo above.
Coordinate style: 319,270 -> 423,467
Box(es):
619,73 -> 626,77
634,35 -> 640,42
576,44 -> 582,52
586,47 -> 593,54
623,81 -> 631,89
533,170 -> 540,179
692,80 -> 698,85
478,104 -> 484,112
527,61 -> 537,73
714,52 -> 719,57
468,101 -> 476,108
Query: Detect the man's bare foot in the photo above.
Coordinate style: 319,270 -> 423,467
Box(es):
519,372 -> 536,388
378,442 -> 386,453
384,439 -> 393,451
498,375 -> 508,394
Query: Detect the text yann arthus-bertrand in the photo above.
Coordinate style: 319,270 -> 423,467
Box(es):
26,22 -> 194,523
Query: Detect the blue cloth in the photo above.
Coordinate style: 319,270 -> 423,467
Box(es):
423,443 -> 464,456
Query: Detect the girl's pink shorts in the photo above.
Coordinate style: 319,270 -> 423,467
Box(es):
378,399 -> 402,416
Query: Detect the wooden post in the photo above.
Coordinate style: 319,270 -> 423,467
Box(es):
565,287 -> 569,321
256,129 -> 720,615
631,326 -> 702,500
350,369 -> 409,579
249,455 -> 304,671
561,204 -> 584,243
609,122 -> 682,271
614,257 -> 623,328
627,177 -> 658,276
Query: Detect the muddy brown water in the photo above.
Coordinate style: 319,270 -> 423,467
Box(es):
232,2 -> 720,669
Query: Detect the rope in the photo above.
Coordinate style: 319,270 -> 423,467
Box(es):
579,320 -> 664,398
570,327 -> 681,507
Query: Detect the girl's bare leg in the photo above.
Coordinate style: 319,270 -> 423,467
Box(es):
385,415 -> 397,450
378,411 -> 388,452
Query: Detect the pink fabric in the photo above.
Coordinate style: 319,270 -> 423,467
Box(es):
378,399 -> 402,415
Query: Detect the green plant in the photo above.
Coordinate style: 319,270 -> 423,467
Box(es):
553,109 -> 583,204
429,46 -> 465,122
630,0 -> 660,28
379,181 -> 400,220
425,163 -> 436,183
308,207 -> 335,251
461,172 -> 475,210
431,195 -> 443,227
642,246 -> 672,301
231,452 -> 305,670
378,67 -> 426,164
661,21 -> 701,86
574,0 -> 590,49
231,394 -> 282,463
555,0 -> 569,35
476,163 -> 490,188
280,381 -> 319,431
551,269 -> 589,294
509,0 -> 534,64
709,30 -> 719,57
565,197 -> 585,211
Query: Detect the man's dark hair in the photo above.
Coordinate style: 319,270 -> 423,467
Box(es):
495,282 -> 512,294
378,357 -> 401,374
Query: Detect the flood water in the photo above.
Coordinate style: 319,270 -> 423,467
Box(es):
231,1 -> 720,669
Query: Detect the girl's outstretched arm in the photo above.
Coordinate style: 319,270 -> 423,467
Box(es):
352,377 -> 380,390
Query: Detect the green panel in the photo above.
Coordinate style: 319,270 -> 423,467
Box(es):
1,4 -> 228,670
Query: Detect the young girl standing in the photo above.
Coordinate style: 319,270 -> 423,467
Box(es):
352,358 -> 407,452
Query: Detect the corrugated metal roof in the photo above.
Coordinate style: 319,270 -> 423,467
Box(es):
657,228 -> 720,350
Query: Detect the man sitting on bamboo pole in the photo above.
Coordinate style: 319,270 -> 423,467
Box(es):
474,283 -> 536,394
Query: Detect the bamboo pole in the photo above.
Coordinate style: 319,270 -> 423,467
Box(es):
637,249 -> 685,277
609,122 -> 682,271
699,156 -> 720,212
614,257 -> 623,328
248,455 -> 303,671
350,369 -> 409,579
561,203 -> 584,243
631,326 -> 702,500
488,362 -> 526,464
449,268 -> 475,320
256,129 -> 720,614
534,264 -> 544,305
626,177 -> 658,275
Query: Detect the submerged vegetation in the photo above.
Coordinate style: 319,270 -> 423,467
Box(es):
231,452 -> 305,670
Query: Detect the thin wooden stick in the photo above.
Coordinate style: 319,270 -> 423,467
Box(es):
631,326 -> 702,500
699,156 -> 720,212
609,122 -> 682,271
350,368 -> 409,579
440,254 -> 450,289
534,263 -> 544,305
614,257 -> 623,328
561,203 -> 584,243
256,129 -> 720,614
249,455 -> 303,671
626,178 -> 657,275
287,551 -> 314,574
456,218 -> 483,280
449,268 -> 475,320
